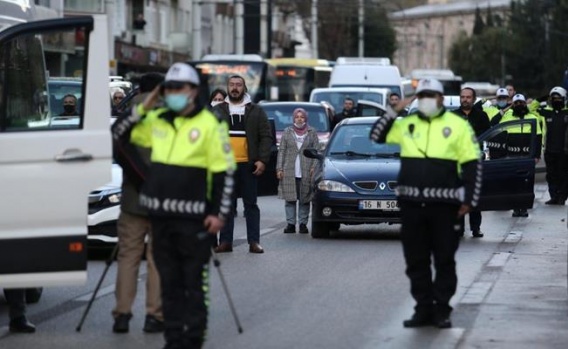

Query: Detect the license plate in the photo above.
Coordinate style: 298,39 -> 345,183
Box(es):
358,200 -> 399,210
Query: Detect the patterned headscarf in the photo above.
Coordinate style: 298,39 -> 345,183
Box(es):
292,108 -> 309,135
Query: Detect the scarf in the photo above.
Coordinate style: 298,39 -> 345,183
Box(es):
292,107 -> 309,136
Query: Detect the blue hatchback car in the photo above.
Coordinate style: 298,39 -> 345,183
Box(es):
304,117 -> 401,238
304,117 -> 540,238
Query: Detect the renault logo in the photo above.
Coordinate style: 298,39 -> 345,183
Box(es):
379,182 -> 386,190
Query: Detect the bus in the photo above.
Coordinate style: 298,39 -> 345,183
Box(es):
266,58 -> 332,101
189,54 -> 278,104
409,69 -> 463,96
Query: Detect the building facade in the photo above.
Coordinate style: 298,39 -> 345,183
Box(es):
390,0 -> 511,76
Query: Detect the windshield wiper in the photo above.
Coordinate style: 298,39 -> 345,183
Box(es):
330,151 -> 372,157
374,152 -> 400,158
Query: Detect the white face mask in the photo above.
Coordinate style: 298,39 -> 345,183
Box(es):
210,100 -> 222,107
294,121 -> 306,128
417,98 -> 440,117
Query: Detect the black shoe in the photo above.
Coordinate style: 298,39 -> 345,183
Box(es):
435,316 -> 452,329
283,224 -> 295,234
545,198 -> 558,205
113,313 -> 132,333
472,230 -> 484,238
9,316 -> 35,333
512,209 -> 528,217
299,223 -> 309,234
403,312 -> 433,328
143,315 -> 164,333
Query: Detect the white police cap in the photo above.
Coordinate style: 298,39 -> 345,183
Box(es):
165,62 -> 200,86
512,94 -> 526,103
415,78 -> 444,95
496,88 -> 508,97
549,86 -> 567,98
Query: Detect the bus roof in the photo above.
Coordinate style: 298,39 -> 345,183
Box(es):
201,54 -> 264,62
266,58 -> 331,68
410,69 -> 462,81
336,57 -> 391,65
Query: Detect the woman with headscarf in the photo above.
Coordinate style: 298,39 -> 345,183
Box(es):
276,108 -> 319,234
208,88 -> 227,108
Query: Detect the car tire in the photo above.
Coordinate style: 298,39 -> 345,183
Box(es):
329,223 -> 340,231
25,288 -> 43,304
311,221 -> 330,239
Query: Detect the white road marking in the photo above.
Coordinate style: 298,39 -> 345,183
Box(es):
460,281 -> 493,304
504,231 -> 523,244
486,252 -> 511,268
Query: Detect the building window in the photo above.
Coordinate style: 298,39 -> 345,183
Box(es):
64,0 -> 104,13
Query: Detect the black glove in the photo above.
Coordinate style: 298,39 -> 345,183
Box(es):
536,95 -> 548,103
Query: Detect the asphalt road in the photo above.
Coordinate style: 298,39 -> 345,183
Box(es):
0,192 -> 556,348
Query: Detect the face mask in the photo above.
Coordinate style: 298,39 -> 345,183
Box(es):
210,100 -> 222,107
165,94 -> 191,112
512,105 -> 528,116
294,121 -> 306,129
417,98 -> 440,117
496,100 -> 507,108
552,100 -> 564,110
63,105 -> 75,114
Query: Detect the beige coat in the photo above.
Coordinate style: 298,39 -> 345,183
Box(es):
276,126 -> 319,203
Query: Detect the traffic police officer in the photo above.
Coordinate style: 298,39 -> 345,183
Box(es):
539,87 -> 568,204
483,88 -> 511,159
498,93 -> 542,217
370,79 -> 482,329
112,62 -> 235,349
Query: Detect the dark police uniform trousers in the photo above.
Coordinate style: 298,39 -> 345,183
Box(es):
399,201 -> 460,316
151,218 -> 211,348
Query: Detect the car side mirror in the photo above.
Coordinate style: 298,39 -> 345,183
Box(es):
303,148 -> 323,160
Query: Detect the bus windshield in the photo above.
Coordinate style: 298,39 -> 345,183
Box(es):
275,66 -> 331,102
194,62 -> 264,101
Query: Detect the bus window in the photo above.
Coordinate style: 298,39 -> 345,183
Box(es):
0,27 -> 88,131
275,66 -> 313,101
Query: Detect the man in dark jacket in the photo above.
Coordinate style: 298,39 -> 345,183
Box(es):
331,97 -> 356,130
213,75 -> 273,254
452,87 -> 490,238
111,72 -> 165,334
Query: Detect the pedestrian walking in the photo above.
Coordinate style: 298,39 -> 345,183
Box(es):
276,108 -> 319,234
453,87 -> 490,238
369,78 -> 483,329
112,62 -> 235,349
111,72 -> 165,334
213,75 -> 273,254
539,87 -> 568,205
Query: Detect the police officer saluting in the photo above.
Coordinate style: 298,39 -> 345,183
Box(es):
539,87 -> 568,205
112,62 -> 235,349
370,79 -> 483,329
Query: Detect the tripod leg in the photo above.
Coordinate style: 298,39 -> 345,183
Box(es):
75,243 -> 119,332
210,248 -> 243,334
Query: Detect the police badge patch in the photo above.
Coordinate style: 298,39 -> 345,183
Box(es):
189,128 -> 200,142
442,127 -> 452,138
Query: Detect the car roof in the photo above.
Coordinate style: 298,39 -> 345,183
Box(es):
311,87 -> 390,93
339,116 -> 380,125
259,101 -> 323,108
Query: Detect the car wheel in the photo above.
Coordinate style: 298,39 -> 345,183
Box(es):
312,221 -> 330,239
25,288 -> 43,304
329,223 -> 340,231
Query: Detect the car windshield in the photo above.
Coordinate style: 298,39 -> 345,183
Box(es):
327,123 -> 400,157
262,104 -> 329,132
312,91 -> 384,113
48,80 -> 82,116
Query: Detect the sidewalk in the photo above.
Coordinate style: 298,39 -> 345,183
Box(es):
458,183 -> 568,348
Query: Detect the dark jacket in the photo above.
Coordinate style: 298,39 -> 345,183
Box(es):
539,106 -> 568,153
452,106 -> 491,138
213,101 -> 273,165
332,109 -> 356,130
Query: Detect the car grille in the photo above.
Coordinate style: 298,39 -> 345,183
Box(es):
387,181 -> 397,190
353,181 -> 378,191
88,222 -> 118,237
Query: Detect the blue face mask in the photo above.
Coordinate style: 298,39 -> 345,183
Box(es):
497,100 -> 507,108
165,94 -> 191,112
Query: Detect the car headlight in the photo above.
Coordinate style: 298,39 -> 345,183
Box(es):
317,180 -> 355,192
89,188 -> 122,208
107,193 -> 122,204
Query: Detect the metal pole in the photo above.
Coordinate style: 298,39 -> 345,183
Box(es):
192,0 -> 202,60
235,0 -> 244,55
260,0 -> 268,57
311,0 -> 318,58
358,0 -> 364,57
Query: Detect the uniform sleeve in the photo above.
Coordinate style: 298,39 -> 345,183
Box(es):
129,104 -> 154,148
207,119 -> 236,219
457,122 -> 483,207
369,106 -> 401,144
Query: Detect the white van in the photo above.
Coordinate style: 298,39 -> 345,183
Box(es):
329,57 -> 404,97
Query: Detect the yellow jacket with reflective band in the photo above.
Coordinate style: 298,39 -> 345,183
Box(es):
129,103 -> 236,220
383,110 -> 482,206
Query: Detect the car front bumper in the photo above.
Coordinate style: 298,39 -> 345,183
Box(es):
312,191 -> 402,224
